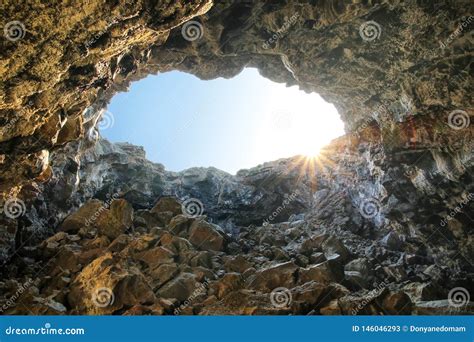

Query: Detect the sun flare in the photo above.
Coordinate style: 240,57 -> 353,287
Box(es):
254,84 -> 345,164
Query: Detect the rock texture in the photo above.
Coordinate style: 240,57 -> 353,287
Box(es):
0,1 -> 473,315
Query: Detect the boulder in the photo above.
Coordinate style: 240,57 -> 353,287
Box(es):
60,199 -> 133,240
339,288 -> 387,315
214,273 -> 243,299
309,252 -> 326,265
134,246 -> 175,268
380,231 -> 403,251
247,261 -> 298,291
198,290 -> 291,315
382,291 -> 412,314
148,263 -> 180,290
402,282 -> 445,302
223,255 -> 252,273
299,259 -> 344,285
344,258 -> 371,288
59,199 -> 104,233
320,299 -> 341,315
156,272 -> 198,301
321,236 -> 350,263
96,199 -> 133,239
68,253 -> 156,314
188,220 -> 224,251
167,215 -> 195,235
291,281 -> 326,308
299,234 -> 328,255
151,197 -> 182,217
159,232 -> 192,254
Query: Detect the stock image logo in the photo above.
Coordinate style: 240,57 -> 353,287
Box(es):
4,20 -> 26,42
447,109 -> 470,130
448,287 -> 470,308
359,21 -> 381,42
181,21 -> 204,42
181,198 -> 204,218
92,287 -> 115,308
2,198 -> 26,219
97,110 -> 115,130
270,287 -> 292,308
359,197 -> 381,219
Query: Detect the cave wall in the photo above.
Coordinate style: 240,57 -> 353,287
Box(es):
0,1 -> 473,268
1,0 -> 472,198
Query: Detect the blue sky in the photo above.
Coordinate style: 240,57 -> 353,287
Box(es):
101,68 -> 344,174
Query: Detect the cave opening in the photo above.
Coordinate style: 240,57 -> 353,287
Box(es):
99,68 -> 344,174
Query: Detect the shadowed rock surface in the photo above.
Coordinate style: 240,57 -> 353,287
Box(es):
0,1 -> 473,315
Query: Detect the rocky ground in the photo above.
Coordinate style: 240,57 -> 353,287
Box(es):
1,134 -> 472,315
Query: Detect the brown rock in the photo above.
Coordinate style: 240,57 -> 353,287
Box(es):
299,234 -> 328,255
148,263 -> 180,290
247,261 -> 298,291
135,246 -> 175,268
309,252 -> 326,264
188,220 -> 224,251
151,197 -> 182,217
167,215 -> 195,235
214,273 -> 243,299
156,272 -> 198,301
95,199 -> 133,239
321,236 -> 350,263
159,232 -> 192,254
199,290 -> 291,315
68,253 -> 156,314
382,291 -> 412,315
291,281 -> 326,307
60,198 -> 133,240
59,199 -> 103,233
320,299 -> 342,315
402,282 -> 444,302
299,259 -> 344,285
223,255 -> 252,273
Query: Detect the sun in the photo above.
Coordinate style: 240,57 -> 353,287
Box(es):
253,83 -> 344,165
298,135 -> 326,158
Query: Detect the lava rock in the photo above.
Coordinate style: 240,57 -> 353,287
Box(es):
188,220 -> 224,252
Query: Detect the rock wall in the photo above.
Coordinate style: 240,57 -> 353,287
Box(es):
0,0 -> 473,315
